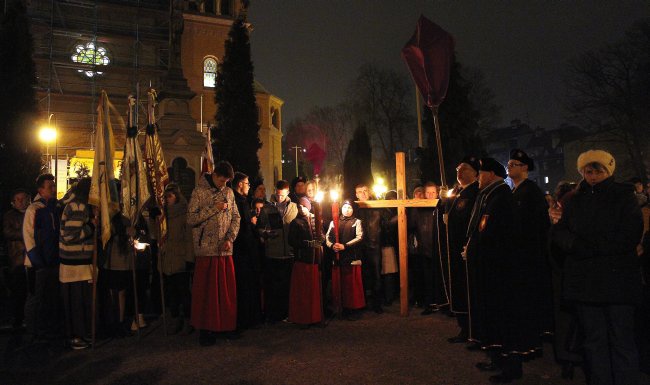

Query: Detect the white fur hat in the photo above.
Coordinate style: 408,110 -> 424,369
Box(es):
577,150 -> 615,175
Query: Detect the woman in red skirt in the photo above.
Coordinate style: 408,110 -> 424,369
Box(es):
187,161 -> 241,346
326,200 -> 365,320
288,198 -> 323,328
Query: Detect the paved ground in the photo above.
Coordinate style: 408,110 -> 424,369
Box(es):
1,303 -> 649,385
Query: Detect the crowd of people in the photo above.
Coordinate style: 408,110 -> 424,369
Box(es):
1,148 -> 649,384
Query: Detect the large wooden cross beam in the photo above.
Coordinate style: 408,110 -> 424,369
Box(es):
356,152 -> 439,316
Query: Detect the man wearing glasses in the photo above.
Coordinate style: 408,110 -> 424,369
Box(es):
506,150 -> 553,362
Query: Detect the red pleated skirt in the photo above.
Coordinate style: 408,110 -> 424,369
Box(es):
341,265 -> 365,310
288,262 -> 322,325
191,255 -> 237,332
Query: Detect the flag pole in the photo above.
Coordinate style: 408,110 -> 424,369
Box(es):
431,106 -> 447,189
91,219 -> 98,348
331,200 -> 342,317
158,237 -> 167,336
416,87 -> 423,148
127,94 -> 142,338
145,89 -> 168,336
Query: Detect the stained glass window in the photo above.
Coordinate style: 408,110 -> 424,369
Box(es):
71,42 -> 110,78
204,57 -> 217,88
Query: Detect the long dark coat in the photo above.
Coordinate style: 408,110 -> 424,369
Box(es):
409,205 -> 448,306
445,181 -> 479,314
510,178 -> 552,350
551,177 -> 643,305
233,190 -> 262,328
466,180 -> 513,347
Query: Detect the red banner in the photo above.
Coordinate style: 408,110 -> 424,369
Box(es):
401,15 -> 454,108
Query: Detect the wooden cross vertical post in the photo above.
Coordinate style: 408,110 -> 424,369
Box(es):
356,152 -> 439,316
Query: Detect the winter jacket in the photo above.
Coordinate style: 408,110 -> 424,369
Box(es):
326,216 -> 363,265
23,194 -> 61,269
551,177 -> 643,304
59,197 -> 95,266
408,204 -> 445,259
289,213 -> 316,263
356,206 -> 382,250
187,174 -> 240,257
3,207 -> 26,268
257,195 -> 298,259
161,197 -> 194,275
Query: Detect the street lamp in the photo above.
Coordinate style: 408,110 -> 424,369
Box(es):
38,113 -> 57,195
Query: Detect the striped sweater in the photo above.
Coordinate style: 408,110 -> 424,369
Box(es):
59,199 -> 95,265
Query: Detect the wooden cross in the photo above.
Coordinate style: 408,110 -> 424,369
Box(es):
355,152 -> 439,316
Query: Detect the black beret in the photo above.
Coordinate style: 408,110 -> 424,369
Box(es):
459,156 -> 480,173
509,148 -> 535,171
479,158 -> 507,179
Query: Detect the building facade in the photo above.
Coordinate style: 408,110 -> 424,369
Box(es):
28,0 -> 282,194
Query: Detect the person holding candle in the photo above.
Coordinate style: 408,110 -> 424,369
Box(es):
326,200 -> 365,320
288,197 -> 323,327
187,161 -> 240,346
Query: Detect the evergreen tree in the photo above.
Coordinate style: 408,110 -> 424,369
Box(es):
0,0 -> 41,207
213,16 -> 262,181
420,57 -> 485,186
342,125 -> 373,201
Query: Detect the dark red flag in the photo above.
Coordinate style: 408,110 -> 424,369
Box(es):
305,143 -> 326,175
401,15 -> 454,108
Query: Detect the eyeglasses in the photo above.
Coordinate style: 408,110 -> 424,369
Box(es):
507,162 -> 525,168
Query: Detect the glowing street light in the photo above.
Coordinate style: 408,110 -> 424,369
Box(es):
38,114 -> 58,195
38,126 -> 57,143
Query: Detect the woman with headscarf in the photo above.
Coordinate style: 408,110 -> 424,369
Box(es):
288,197 -> 322,328
325,200 -> 365,320
551,150 -> 643,385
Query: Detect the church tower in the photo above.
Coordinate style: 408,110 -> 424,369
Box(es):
181,0 -> 284,184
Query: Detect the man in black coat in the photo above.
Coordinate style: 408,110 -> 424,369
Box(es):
466,158 -> 528,383
232,172 -> 262,329
408,182 -> 448,315
355,184 -> 384,313
507,149 -> 552,348
551,150 -> 643,385
445,156 -> 479,343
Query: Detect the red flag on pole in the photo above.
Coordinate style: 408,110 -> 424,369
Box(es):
401,15 -> 454,108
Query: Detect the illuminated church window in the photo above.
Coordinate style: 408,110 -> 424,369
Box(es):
71,42 -> 110,78
204,57 -> 218,88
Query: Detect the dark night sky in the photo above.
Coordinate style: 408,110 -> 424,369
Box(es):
248,1 -> 649,131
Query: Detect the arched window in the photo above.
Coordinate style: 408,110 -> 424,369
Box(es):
71,42 -> 110,78
203,57 -> 217,88
270,107 -> 279,128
